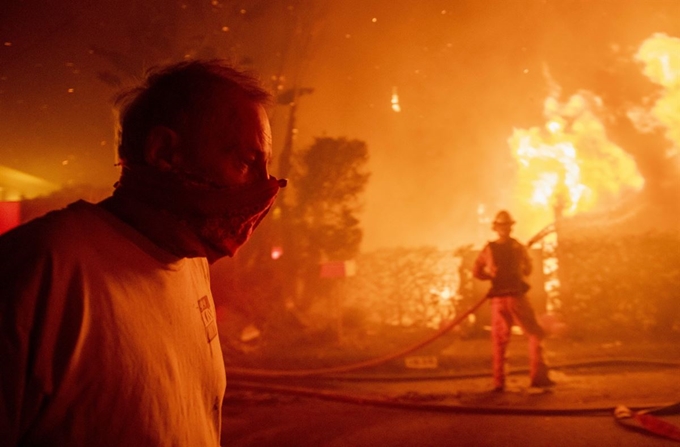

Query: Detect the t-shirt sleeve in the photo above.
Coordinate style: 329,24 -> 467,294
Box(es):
0,224 -> 61,445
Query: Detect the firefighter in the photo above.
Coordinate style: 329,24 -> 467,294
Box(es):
473,210 -> 555,391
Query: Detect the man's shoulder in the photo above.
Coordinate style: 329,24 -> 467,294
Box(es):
0,200 -> 107,251
0,201 -> 115,298
509,237 -> 523,246
488,238 -> 526,255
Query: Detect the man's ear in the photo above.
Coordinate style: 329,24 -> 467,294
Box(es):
144,126 -> 181,171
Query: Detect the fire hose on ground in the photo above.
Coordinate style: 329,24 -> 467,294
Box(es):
227,379 -> 680,442
225,295 -> 487,379
225,294 -> 680,442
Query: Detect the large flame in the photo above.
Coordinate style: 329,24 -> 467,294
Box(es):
506,33 -> 680,236
509,93 -> 644,225
507,33 -> 680,235
634,33 -> 680,155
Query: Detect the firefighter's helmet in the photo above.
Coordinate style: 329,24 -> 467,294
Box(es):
492,210 -> 515,226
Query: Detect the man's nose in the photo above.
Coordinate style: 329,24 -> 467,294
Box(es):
253,160 -> 268,181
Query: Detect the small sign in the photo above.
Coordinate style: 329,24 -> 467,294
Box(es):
405,355 -> 438,369
319,260 -> 357,278
198,295 -> 218,343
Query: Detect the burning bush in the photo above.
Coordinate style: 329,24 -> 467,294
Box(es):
344,247 -> 463,330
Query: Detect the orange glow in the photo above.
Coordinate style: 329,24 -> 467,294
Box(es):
271,246 -> 283,260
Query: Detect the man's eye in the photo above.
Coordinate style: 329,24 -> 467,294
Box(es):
236,158 -> 251,169
240,155 -> 259,169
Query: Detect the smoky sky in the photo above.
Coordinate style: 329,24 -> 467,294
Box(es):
1,0 -> 679,251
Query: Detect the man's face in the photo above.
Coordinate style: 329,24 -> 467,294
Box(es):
493,223 -> 512,239
177,96 -> 272,187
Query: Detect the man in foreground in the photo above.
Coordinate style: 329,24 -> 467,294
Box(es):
473,210 -> 554,392
0,59 -> 285,446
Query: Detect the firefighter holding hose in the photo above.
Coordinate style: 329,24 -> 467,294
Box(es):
473,210 -> 555,392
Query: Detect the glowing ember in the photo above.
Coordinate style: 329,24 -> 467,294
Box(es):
391,86 -> 401,112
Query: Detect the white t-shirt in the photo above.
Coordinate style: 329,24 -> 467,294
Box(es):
0,201 -> 226,446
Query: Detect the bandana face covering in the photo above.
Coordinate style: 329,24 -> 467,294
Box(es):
114,165 -> 286,258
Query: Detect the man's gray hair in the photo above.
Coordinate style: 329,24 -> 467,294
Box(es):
114,59 -> 272,166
